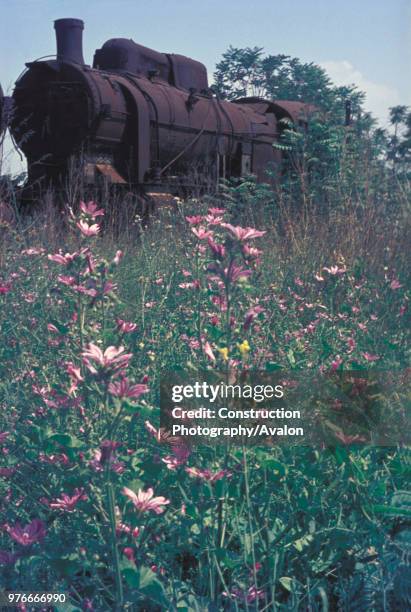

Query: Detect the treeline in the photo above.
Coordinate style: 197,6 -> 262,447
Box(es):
213,47 -> 410,214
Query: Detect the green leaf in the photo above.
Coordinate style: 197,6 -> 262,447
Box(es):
293,533 -> 314,551
279,577 -> 293,592
255,450 -> 286,475
138,566 -> 160,590
371,504 -> 411,517
46,433 -> 84,448
48,555 -> 82,577
122,565 -> 167,605
391,490 -> 411,508
265,362 -> 283,371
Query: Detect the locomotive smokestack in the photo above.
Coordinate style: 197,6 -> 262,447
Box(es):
54,18 -> 85,64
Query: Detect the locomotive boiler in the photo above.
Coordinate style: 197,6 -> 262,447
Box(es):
10,18 -> 313,194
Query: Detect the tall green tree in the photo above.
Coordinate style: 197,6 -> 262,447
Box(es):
213,46 -> 366,125
388,105 -> 411,170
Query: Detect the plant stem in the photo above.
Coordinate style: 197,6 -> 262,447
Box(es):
107,479 -> 124,610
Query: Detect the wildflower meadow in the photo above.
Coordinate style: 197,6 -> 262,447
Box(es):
0,169 -> 409,611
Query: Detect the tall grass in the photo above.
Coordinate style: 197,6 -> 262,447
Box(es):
0,169 -> 409,610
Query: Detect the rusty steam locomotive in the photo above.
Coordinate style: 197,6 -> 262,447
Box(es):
9,18 -> 313,194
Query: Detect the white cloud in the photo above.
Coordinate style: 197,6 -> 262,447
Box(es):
319,60 -> 401,128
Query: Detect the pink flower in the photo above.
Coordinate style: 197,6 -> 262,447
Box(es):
117,522 -> 140,538
205,214 -> 223,225
208,238 -> 226,259
65,361 -> 84,394
220,223 -> 266,241
49,488 -> 87,512
0,550 -> 18,565
347,337 -> 356,353
58,275 -> 76,286
80,201 -> 105,218
244,305 -> 265,329
192,227 -> 213,240
314,273 -> 325,281
7,519 -> 46,546
225,264 -> 252,283
65,362 -> 83,383
162,444 -> 191,470
185,215 -> 203,224
203,341 -> 216,361
208,207 -> 225,215
113,250 -> 123,265
145,420 -> 161,440
108,378 -> 148,399
390,279 -> 402,290
209,262 -> 251,284
122,487 -> 170,514
100,440 -> 122,461
323,265 -> 346,275
245,586 -> 265,603
48,251 -> 78,265
123,547 -> 136,563
117,319 -> 137,333
243,244 -> 262,259
89,449 -> 124,474
39,453 -> 70,465
179,280 -> 200,289
331,356 -> 343,371
22,247 -> 45,256
223,586 -> 265,603
0,467 -> 16,477
144,421 -> 180,445
185,467 -> 231,482
82,343 -> 132,375
82,598 -> 94,611
362,352 -> 380,362
0,283 -> 12,295
77,220 -> 100,237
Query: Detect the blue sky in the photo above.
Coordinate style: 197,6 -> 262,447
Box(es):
1,0 -> 410,173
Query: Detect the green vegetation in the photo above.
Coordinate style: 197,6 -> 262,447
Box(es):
0,50 -> 409,610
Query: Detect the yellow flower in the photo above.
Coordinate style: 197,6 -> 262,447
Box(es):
217,347 -> 229,361
138,342 -> 145,349
238,340 -> 250,355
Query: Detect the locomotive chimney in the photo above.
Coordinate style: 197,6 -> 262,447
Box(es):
54,18 -> 85,64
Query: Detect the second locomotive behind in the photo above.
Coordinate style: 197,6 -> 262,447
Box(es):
10,18 -> 314,194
